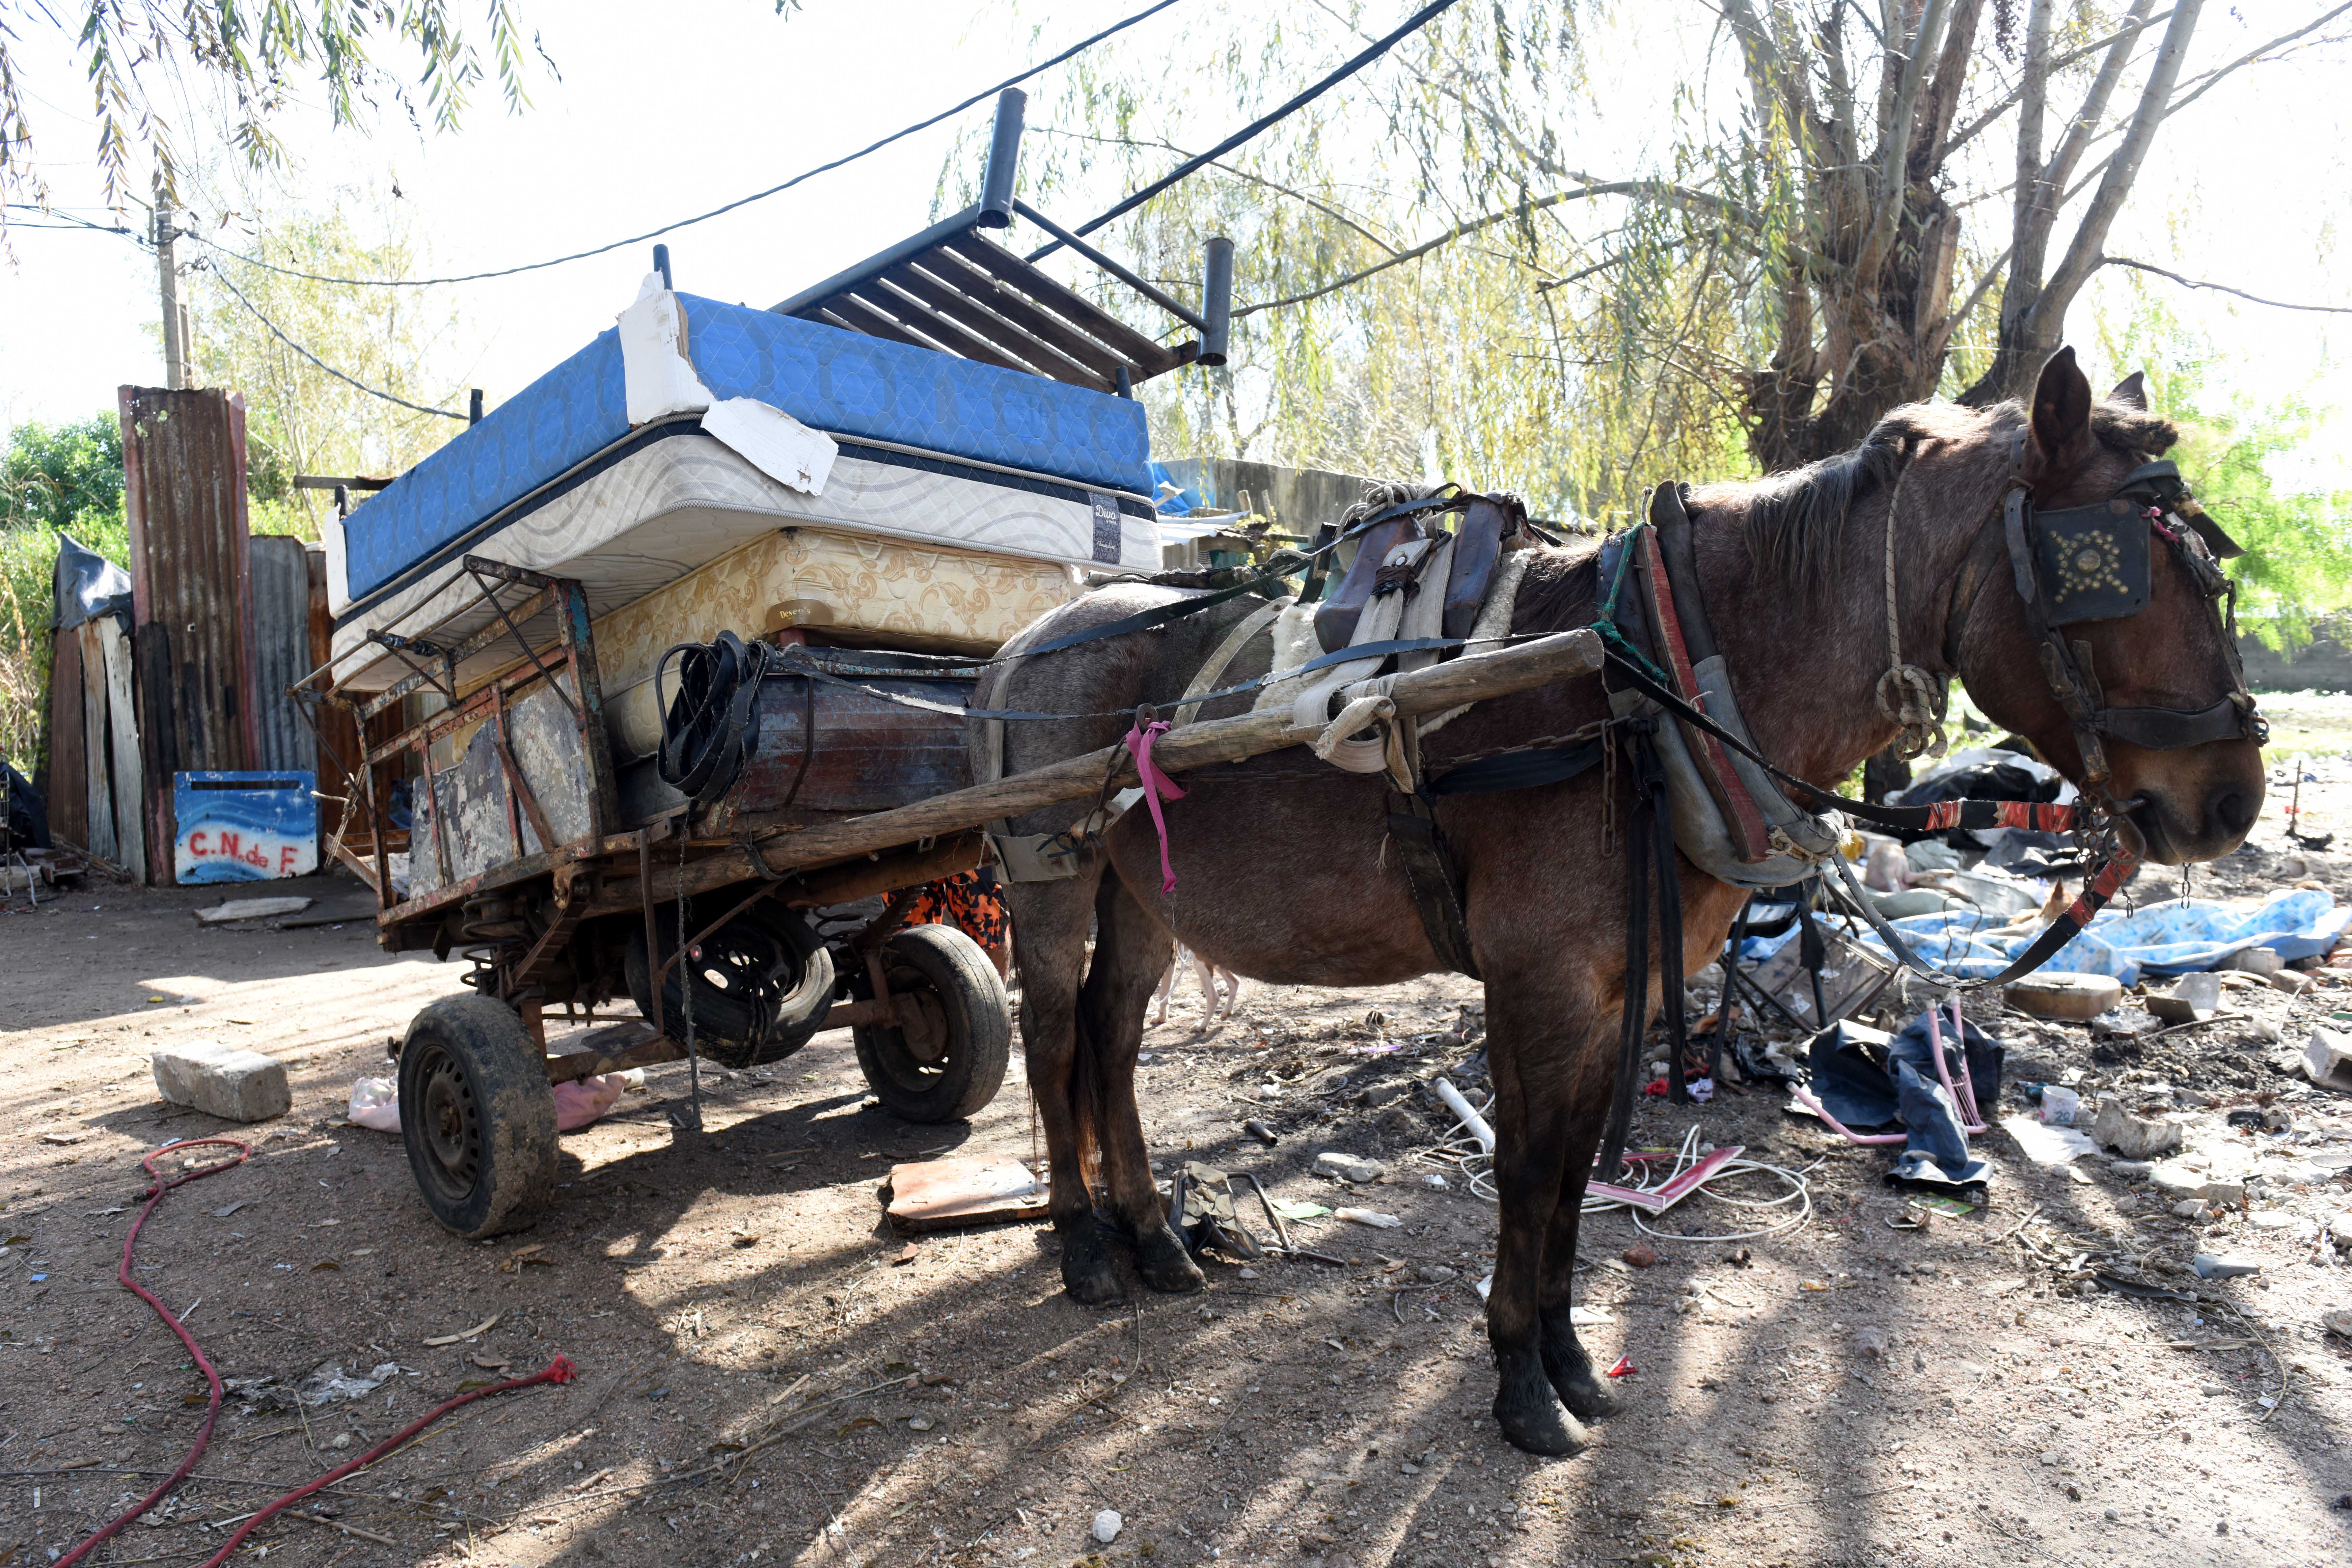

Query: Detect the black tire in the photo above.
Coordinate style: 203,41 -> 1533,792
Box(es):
624,901 -> 835,1068
398,994 -> 557,1240
851,923 -> 1011,1123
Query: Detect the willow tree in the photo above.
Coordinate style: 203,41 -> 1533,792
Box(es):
999,0 -> 2347,511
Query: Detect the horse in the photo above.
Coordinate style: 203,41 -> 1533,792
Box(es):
970,348 -> 2264,1456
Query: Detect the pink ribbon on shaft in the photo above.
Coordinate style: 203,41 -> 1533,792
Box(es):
1124,718 -> 1187,893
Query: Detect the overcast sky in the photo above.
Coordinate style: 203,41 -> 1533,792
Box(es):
0,0 -> 2344,482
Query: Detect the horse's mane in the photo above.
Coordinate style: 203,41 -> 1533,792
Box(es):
1728,397 -> 2181,599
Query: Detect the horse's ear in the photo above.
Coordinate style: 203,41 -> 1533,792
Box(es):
2109,372 -> 2149,410
2027,347 -> 2097,480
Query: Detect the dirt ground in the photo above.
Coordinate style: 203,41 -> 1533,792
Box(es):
7,771 -> 2352,1568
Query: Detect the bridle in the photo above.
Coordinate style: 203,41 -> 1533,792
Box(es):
1947,426 -> 2267,852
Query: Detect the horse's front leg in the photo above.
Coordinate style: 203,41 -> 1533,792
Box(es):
1538,1107 -> 1620,1422
1481,991 -> 1597,1457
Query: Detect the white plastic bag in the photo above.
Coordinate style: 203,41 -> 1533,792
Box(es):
554,1069 -> 644,1132
348,1076 -> 400,1132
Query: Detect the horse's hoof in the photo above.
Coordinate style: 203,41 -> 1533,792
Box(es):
1542,1347 -> 1619,1421
1493,1392 -> 1588,1458
1134,1224 -> 1205,1294
1060,1232 -> 1123,1305
1551,1369 -> 1618,1422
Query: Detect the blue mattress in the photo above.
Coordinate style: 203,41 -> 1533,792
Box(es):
340,294 -> 1154,602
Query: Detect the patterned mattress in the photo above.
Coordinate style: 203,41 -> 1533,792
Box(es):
326,288 -> 1159,692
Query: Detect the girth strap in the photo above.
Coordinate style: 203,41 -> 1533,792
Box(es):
1386,791 -> 1482,980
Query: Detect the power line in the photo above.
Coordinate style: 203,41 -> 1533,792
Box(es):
166,0 -> 1186,291
199,263 -> 469,420
1029,0 -> 1465,262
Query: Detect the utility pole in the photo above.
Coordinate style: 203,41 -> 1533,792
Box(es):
154,178 -> 187,389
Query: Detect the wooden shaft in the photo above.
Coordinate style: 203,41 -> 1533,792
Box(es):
747,626 -> 1602,877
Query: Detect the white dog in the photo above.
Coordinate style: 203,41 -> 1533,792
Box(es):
1154,944 -> 1243,1028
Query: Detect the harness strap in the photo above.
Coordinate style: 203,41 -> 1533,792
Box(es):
1385,791 -> 1482,980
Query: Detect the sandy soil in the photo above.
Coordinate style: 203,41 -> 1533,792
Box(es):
5,773 -> 2352,1568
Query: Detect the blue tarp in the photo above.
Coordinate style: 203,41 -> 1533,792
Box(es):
1754,885 -> 2352,988
340,294 -> 1154,603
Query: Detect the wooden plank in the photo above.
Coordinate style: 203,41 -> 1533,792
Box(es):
46,622 -> 87,849
916,249 -> 1140,384
78,622 -> 113,864
815,295 -> 951,356
940,232 -> 1182,375
875,263 -> 1113,390
848,280 -> 1042,378
99,618 -> 147,884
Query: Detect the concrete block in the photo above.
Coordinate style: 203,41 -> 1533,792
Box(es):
2307,1028 -> 2352,1094
152,1040 -> 290,1122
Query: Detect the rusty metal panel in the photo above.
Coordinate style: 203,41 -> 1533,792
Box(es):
249,535 -> 312,775
120,386 -> 254,880
409,672 -> 597,902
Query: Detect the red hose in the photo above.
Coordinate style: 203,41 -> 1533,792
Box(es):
55,1136 -> 578,1568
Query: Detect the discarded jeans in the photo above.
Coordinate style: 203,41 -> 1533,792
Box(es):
1806,1005 -> 2004,1190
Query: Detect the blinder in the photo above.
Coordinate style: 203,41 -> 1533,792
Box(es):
1997,447 -> 2266,792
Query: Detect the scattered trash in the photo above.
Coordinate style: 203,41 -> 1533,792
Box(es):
1334,1206 -> 1401,1229
2002,1115 -> 2099,1166
2193,1254 -> 2260,1280
2089,1094 -> 2184,1159
1604,1356 -> 1638,1378
2148,972 -> 2223,1024
2038,1085 -> 2081,1126
1268,1198 -> 1332,1221
421,1313 -> 502,1347
1092,1510 -> 1123,1545
1313,1151 -> 1385,1183
2004,973 -> 2123,1021
1791,1005 -> 1999,1188
227,1360 -> 404,1410
881,1156 -> 1047,1232
553,1070 -> 641,1131
347,1077 -> 400,1132
193,896 -> 313,925
1243,1119 -> 1279,1146
891,1243 -> 920,1265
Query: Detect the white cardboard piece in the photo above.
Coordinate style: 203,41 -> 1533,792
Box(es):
699,396 -> 837,496
617,274 -> 714,426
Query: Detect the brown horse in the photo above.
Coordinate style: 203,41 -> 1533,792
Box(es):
972,348 -> 2263,1456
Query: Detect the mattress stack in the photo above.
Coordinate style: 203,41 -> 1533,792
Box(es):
325,278 -> 1161,742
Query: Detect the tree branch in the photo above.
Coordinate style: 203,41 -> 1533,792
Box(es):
2029,0 -> 2203,340
1231,181 -> 1758,320
2104,257 -> 2352,314
1854,0 -> 1955,285
2043,0 -> 2162,198
1944,7 -> 2176,153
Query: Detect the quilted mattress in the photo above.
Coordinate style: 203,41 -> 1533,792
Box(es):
326,287 -> 1159,693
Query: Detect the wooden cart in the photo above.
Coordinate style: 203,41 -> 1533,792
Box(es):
298,552 -> 1600,1238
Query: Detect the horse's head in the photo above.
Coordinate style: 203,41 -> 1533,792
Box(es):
1953,348 -> 2265,865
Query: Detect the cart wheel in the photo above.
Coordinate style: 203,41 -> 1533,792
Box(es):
852,923 -> 1011,1124
398,995 -> 557,1239
625,902 -> 835,1068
